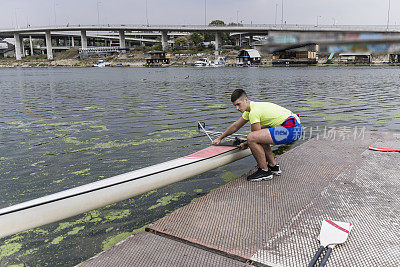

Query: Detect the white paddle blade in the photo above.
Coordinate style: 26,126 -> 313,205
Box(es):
319,220 -> 352,247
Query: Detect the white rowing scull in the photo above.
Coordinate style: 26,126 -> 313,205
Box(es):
0,126 -> 251,238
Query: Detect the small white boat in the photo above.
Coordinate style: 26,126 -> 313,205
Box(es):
93,60 -> 110,68
194,58 -> 211,67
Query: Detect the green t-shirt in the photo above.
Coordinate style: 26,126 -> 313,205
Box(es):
242,101 -> 292,127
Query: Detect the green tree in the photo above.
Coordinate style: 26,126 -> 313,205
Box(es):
204,20 -> 226,42
209,20 -> 225,26
174,36 -> 189,49
204,20 -> 238,46
188,32 -> 204,48
152,43 -> 162,51
152,36 -> 163,51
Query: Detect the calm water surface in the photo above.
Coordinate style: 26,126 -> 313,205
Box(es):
0,66 -> 399,265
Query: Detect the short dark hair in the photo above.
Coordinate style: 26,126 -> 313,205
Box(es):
231,89 -> 247,102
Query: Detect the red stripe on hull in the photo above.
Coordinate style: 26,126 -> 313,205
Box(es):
184,145 -> 236,159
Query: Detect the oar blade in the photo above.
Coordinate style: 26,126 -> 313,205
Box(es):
319,220 -> 352,247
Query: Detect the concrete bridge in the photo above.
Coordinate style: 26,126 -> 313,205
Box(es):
1,24 -> 400,60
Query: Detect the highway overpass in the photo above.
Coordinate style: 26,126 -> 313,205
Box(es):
1,24 -> 400,60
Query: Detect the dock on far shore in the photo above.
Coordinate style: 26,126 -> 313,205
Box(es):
81,131 -> 400,267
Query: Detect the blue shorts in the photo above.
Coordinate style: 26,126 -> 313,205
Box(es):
268,115 -> 303,145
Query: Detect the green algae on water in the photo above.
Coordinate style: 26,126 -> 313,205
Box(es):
323,114 -> 354,121
148,192 -> 186,210
67,226 -> 85,236
53,178 -> 67,184
140,189 -> 157,199
0,243 -> 22,260
31,160 -> 46,167
221,171 -> 240,182
64,137 -> 83,145
71,168 -> 90,175
54,210 -> 101,233
18,248 -> 38,257
104,210 -> 131,221
147,129 -> 197,136
81,106 -> 104,111
50,236 -> 64,245
33,228 -> 49,235
301,99 -> 330,108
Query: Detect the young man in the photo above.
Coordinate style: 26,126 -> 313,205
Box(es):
212,89 -> 302,182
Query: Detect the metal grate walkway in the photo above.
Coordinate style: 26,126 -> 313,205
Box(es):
82,131 -> 400,266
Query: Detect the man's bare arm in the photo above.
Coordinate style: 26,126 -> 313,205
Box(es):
251,122 -> 261,132
212,117 -> 248,145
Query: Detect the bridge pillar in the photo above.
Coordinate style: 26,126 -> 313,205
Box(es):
81,30 -> 88,49
21,38 -> 26,57
215,32 -> 222,51
45,31 -> 53,60
71,36 -> 75,47
249,35 -> 253,46
161,31 -> 168,51
119,30 -> 126,50
14,33 -> 22,60
29,35 -> 34,56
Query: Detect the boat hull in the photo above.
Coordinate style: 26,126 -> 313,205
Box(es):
0,145 -> 251,238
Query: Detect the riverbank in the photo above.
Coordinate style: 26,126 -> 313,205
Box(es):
2,49 -> 399,68
0,49 -> 241,68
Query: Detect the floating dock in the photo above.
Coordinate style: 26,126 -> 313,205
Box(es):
81,131 -> 399,266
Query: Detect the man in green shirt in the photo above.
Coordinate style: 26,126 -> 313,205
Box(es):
212,89 -> 302,181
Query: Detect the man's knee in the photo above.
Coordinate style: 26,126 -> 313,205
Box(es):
247,132 -> 256,143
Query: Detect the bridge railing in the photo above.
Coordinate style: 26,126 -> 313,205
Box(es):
2,24 -> 400,32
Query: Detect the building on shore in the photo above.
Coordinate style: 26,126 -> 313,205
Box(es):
79,47 -> 128,59
338,52 -> 371,64
272,44 -> 318,65
0,41 -> 15,58
145,51 -> 170,67
389,53 -> 400,63
236,49 -> 261,66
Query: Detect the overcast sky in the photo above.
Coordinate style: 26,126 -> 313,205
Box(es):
0,0 -> 399,29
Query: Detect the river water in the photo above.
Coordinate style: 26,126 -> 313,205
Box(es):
0,66 -> 399,265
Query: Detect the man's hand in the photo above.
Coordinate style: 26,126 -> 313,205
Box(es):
239,141 -> 248,150
212,137 -> 222,145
